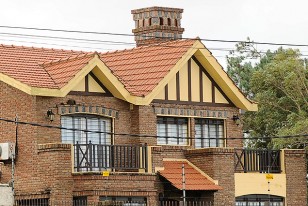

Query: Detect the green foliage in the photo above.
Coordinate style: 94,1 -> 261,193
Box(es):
227,39 -> 308,149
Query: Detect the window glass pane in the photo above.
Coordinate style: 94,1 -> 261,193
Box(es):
195,119 -> 224,148
61,115 -> 111,145
157,117 -> 187,146
61,116 -> 73,143
195,124 -> 201,148
88,118 -> 99,144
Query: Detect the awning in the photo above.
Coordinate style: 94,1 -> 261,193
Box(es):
159,160 -> 222,191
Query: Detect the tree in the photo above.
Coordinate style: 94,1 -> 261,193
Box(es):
251,48 -> 308,149
227,40 -> 308,149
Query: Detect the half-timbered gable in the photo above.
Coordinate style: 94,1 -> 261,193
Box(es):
153,56 -> 232,106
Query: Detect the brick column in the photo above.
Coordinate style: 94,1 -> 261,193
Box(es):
37,144 -> 73,205
284,149 -> 307,206
185,148 -> 235,206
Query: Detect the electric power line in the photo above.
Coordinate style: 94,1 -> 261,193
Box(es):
1,25 -> 308,48
0,117 -> 307,141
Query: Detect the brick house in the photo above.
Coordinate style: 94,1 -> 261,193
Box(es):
0,6 -> 306,206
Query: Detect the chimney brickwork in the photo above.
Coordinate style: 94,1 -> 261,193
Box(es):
131,6 -> 184,46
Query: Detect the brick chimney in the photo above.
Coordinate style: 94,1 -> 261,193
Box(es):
131,6 -> 184,47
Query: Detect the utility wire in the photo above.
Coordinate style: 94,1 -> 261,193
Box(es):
2,32 -> 308,58
0,117 -> 307,141
1,25 -> 308,48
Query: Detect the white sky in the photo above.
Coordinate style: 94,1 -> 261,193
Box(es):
1,0 -> 308,67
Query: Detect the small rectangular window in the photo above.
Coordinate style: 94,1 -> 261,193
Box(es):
16,198 -> 49,206
73,196 -> 87,206
99,196 -> 147,206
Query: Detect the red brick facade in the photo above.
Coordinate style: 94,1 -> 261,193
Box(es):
0,80 -> 307,205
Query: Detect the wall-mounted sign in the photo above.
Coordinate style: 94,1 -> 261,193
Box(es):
102,171 -> 110,177
266,174 -> 273,180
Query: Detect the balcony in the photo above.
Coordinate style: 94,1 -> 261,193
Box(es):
73,142 -> 149,173
234,149 -> 281,173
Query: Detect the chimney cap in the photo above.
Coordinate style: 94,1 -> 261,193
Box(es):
131,6 -> 183,14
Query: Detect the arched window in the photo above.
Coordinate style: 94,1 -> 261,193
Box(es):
149,18 -> 152,26
175,19 -> 178,27
159,17 -> 164,25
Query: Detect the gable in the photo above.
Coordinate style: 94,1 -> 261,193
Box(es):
70,72 -> 112,96
0,40 -> 257,111
153,57 -> 232,106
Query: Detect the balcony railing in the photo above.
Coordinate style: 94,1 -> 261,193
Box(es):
73,142 -> 148,172
234,149 -> 281,173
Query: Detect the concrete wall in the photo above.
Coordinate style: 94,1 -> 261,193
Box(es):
0,184 -> 13,206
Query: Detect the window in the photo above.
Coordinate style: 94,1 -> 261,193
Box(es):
157,117 -> 188,146
100,196 -> 146,206
61,115 -> 112,145
167,18 -> 171,26
159,17 -> 164,25
195,119 -> 224,148
236,194 -> 284,206
73,196 -> 87,206
62,115 -> 112,171
16,198 -> 49,206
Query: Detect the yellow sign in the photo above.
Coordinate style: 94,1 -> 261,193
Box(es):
266,174 -> 273,180
102,171 -> 110,177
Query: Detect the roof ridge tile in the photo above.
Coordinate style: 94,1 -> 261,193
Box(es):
39,52 -> 95,67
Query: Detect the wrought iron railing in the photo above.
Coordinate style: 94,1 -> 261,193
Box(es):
15,199 -> 214,206
234,149 -> 281,173
73,142 -> 148,172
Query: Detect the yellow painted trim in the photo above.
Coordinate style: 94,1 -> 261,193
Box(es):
142,41 -> 200,104
193,42 -> 258,111
234,173 -> 286,197
179,62 -> 189,101
167,74 -> 177,100
88,75 -> 105,93
147,146 -> 153,173
0,73 -> 32,95
1,41 -> 257,111
215,87 -> 229,104
71,143 -> 75,173
280,149 -> 286,174
191,59 -> 200,102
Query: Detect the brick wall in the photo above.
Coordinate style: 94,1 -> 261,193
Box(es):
185,148 -> 235,206
284,149 -> 307,206
73,173 -> 162,205
0,80 -> 245,204
151,102 -> 242,148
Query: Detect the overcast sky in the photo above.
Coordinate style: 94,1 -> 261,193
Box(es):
1,0 -> 308,67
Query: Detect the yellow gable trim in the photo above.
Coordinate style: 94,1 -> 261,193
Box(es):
193,43 -> 257,111
143,40 -> 257,111
0,73 -> 32,94
0,42 -> 258,111
141,40 -> 200,104
26,55 -> 131,99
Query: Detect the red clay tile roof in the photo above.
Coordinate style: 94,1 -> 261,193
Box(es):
0,44 -> 90,89
100,39 -> 196,96
159,160 -> 222,191
0,39 -> 196,96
